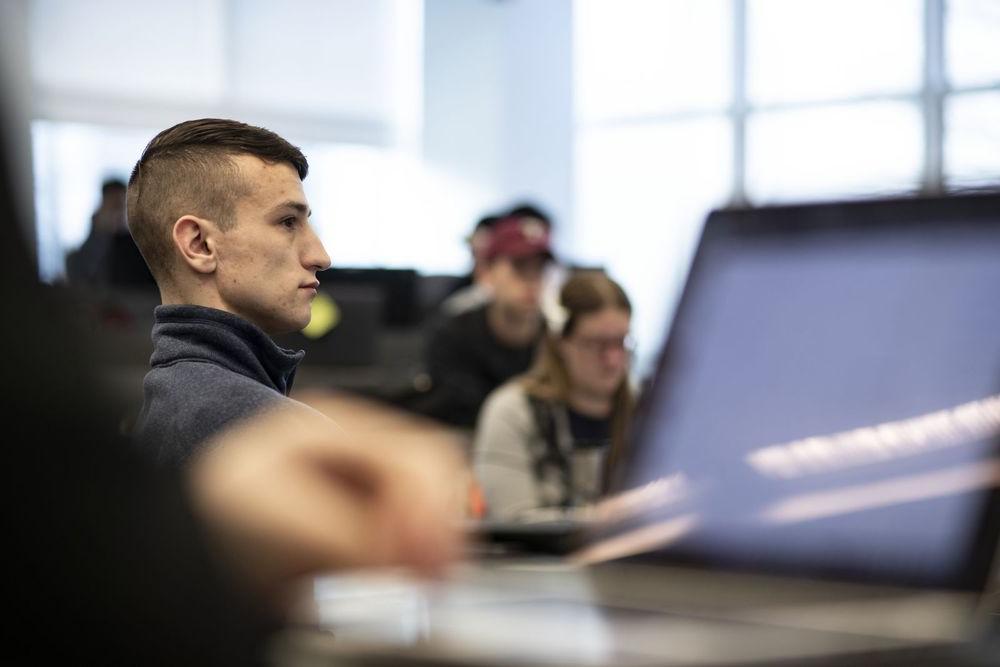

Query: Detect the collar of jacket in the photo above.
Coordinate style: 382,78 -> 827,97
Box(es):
149,304 -> 304,395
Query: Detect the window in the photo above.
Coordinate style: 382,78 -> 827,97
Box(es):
33,127 -> 480,282
575,119 -> 731,375
945,0 -> 1000,88
575,0 -> 732,122
945,0 -> 1000,187
29,0 -> 444,282
745,0 -> 925,201
747,0 -> 922,105
746,101 -> 923,201
574,0 -> 1000,377
574,0 -> 733,375
301,143 -> 484,273
945,91 -> 1000,187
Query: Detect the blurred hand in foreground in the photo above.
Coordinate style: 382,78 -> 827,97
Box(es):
188,392 -> 467,611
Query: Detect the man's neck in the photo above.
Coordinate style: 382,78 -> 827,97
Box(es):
160,281 -> 229,316
486,302 -> 542,347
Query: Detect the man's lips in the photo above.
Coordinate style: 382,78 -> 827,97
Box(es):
300,281 -> 320,290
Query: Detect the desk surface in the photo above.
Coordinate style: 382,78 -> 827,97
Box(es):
273,559 -> 988,666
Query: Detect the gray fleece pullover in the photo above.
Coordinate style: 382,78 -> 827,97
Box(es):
134,304 -> 304,466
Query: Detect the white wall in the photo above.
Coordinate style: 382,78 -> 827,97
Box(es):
423,0 -> 506,196
29,0 -> 416,145
423,0 -> 575,248
499,0 -> 574,244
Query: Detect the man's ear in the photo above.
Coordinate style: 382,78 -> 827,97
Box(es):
172,215 -> 218,275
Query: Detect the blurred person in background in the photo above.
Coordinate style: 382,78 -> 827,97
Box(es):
415,214 -> 555,429
438,212 -> 500,316
1,103 -> 463,665
65,177 -> 153,287
473,271 -> 635,520
440,203 -> 554,318
126,118 -> 332,465
506,202 -> 552,230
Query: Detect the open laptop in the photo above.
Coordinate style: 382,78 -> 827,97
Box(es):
284,193 -> 1000,666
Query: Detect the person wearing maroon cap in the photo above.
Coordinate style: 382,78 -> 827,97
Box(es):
438,213 -> 501,316
415,215 -> 555,429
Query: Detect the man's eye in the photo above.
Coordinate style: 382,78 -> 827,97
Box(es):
281,217 -> 296,229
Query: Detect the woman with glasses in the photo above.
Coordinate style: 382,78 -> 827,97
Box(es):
472,271 -> 636,520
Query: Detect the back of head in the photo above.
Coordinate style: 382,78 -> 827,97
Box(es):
126,118 -> 308,285
101,178 -> 127,199
506,202 -> 552,230
474,214 -> 501,235
469,214 -> 500,266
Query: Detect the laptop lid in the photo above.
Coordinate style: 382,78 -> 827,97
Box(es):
592,193 -> 1000,593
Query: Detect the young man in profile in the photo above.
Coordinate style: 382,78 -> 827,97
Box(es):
416,214 -> 554,428
126,118 -> 332,465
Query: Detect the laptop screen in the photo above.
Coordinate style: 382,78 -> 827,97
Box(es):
607,194 -> 1000,591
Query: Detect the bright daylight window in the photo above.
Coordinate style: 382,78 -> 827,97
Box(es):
32,121 -> 153,282
574,0 -> 1000,379
29,0 -> 480,283
574,0 -> 733,377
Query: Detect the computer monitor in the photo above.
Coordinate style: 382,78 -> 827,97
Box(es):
613,193 -> 1000,591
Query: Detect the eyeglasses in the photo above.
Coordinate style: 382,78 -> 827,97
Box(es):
568,334 -> 635,356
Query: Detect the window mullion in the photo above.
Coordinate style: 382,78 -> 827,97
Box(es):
731,0 -> 748,207
923,0 -> 946,194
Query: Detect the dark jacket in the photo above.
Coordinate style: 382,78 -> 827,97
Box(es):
2,154 -> 276,663
416,304 -> 543,428
135,305 -> 304,465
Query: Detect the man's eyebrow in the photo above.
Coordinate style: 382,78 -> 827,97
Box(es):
271,200 -> 312,217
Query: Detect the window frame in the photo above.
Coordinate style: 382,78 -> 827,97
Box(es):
575,0 -> 1000,207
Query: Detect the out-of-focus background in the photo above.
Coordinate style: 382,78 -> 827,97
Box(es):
2,0 -> 998,386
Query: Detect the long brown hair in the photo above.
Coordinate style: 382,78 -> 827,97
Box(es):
521,270 -> 634,487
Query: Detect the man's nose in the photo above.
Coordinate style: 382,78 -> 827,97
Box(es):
302,223 -> 332,271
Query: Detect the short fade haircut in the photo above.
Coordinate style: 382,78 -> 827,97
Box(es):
126,118 -> 308,283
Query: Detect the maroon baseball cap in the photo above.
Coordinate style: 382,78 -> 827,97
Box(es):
484,215 -> 554,261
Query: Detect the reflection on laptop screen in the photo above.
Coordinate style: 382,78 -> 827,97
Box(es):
615,195 -> 1000,590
